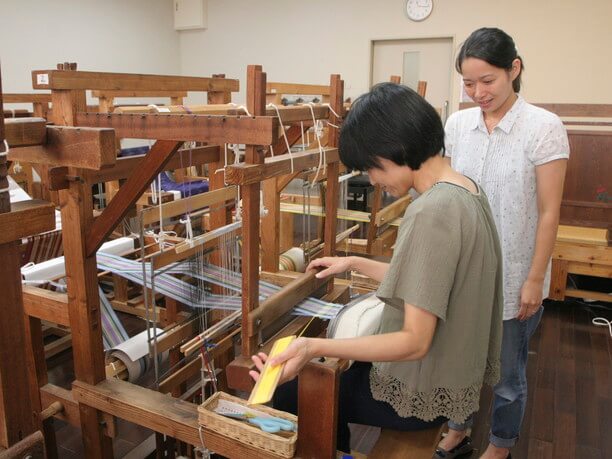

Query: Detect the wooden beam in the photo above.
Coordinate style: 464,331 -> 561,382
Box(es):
225,147 -> 338,185
48,145 -> 220,190
91,90 -> 188,99
22,287 -> 70,327
3,93 -> 52,104
75,112 -> 278,146
4,118 -> 46,147
267,105 -> 329,123
0,199 -> 55,244
247,271 -> 328,338
141,186 -> 237,225
33,70 -> 239,92
374,194 -> 411,227
86,140 -> 182,256
9,126 -> 116,170
266,82 -> 331,96
72,379 -> 202,446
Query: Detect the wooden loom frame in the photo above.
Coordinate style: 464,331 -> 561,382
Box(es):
8,64 -> 351,458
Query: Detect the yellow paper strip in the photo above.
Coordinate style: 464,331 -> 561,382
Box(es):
247,335 -> 296,405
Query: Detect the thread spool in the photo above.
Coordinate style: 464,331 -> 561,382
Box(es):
278,247 -> 305,272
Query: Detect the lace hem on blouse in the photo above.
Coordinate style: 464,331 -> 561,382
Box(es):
369,359 -> 500,423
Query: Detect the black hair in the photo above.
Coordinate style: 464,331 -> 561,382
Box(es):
338,82 -> 444,172
456,27 -> 524,93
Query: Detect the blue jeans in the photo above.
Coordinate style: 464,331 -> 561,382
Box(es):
448,306 -> 543,448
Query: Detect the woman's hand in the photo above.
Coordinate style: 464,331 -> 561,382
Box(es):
306,256 -> 353,279
249,337 -> 314,385
516,278 -> 543,321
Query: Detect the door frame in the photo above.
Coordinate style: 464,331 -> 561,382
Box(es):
368,35 -> 457,113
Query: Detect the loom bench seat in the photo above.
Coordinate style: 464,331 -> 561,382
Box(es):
367,425 -> 444,458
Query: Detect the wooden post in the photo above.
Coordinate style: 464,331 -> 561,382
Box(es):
241,65 -> 266,356
207,74 -> 232,104
0,65 -> 39,450
261,126 -> 306,272
366,186 -> 383,252
52,88 -> 113,458
323,75 -> 343,291
297,360 -> 342,458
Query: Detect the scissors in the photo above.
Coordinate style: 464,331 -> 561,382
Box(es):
221,412 -> 296,433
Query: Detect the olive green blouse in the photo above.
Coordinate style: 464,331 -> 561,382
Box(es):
371,182 -> 503,423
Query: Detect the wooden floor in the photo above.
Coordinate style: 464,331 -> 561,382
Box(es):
350,299 -> 612,459
48,299 -> 611,458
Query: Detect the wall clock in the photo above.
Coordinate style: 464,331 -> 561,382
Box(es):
406,0 -> 433,22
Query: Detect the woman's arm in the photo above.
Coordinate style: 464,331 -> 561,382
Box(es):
517,158 -> 567,320
251,303 -> 438,383
307,256 -> 389,283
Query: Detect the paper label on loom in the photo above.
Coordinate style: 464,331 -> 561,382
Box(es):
36,74 -> 49,85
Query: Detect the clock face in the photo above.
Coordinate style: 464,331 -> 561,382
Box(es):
406,0 -> 433,21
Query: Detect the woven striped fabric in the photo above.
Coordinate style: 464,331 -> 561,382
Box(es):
96,252 -> 342,320
100,287 -> 129,349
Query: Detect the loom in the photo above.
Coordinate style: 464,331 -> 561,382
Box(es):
3,64 -> 358,458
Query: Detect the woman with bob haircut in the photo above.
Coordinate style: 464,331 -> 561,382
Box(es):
251,82 -> 504,455
442,28 -> 569,459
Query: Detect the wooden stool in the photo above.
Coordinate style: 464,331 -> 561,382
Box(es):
368,424 -> 444,459
549,225 -> 611,303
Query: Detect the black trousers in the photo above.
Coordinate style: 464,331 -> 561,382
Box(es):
273,361 -> 446,453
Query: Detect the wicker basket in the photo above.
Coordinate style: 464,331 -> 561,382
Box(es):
198,391 -> 297,458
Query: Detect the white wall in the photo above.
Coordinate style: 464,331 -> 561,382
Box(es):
0,0 -> 180,102
1,1 -> 610,109
179,0 -> 612,108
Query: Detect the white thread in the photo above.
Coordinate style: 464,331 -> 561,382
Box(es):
22,279 -> 67,290
147,104 -> 171,113
235,185 -> 242,221
0,187 -> 9,193
593,317 -> 612,338
150,181 -> 157,204
306,103 -> 326,186
197,425 -> 211,458
267,103 -> 294,173
324,102 -> 342,119
260,190 -> 268,217
109,361 -> 121,379
232,144 -> 242,164
300,121 -> 306,151
180,215 -> 194,246
0,139 -> 9,157
229,103 -> 252,117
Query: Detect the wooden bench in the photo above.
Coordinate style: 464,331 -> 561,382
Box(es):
549,225 -> 611,302
368,425 -> 445,459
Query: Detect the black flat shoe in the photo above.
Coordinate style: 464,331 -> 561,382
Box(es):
433,436 -> 474,458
